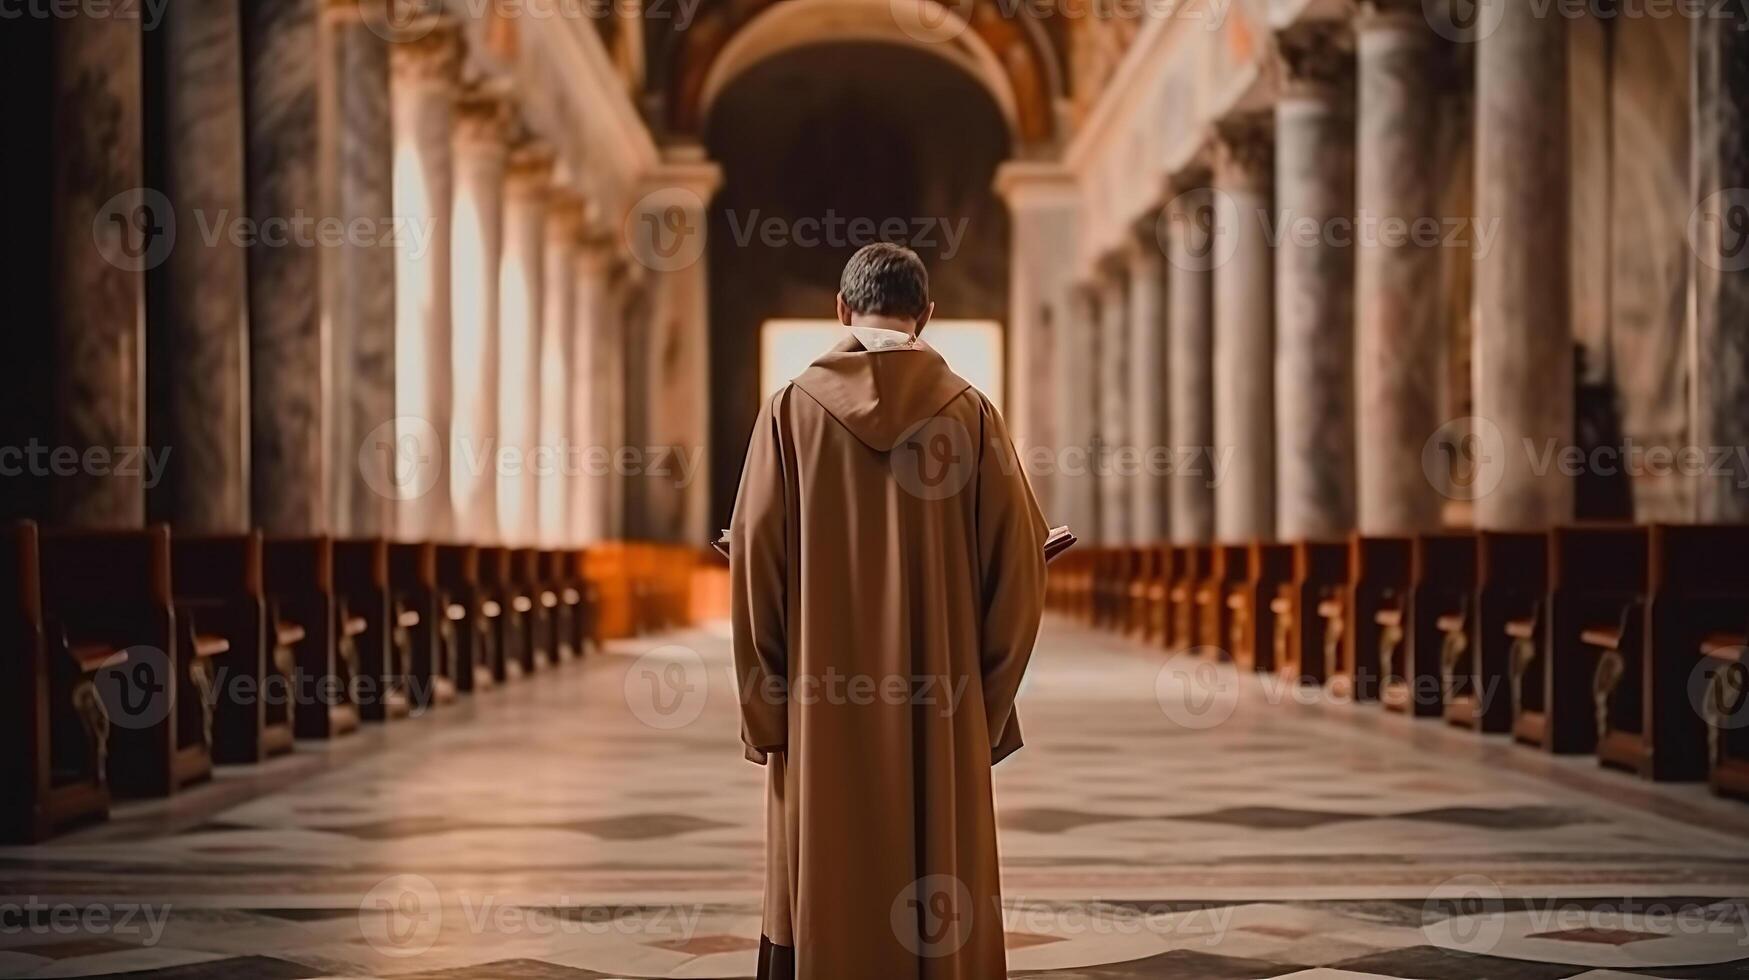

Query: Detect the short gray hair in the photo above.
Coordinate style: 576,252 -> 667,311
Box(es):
839,243 -> 929,320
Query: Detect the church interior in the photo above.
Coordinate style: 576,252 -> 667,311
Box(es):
4,0 -> 1749,977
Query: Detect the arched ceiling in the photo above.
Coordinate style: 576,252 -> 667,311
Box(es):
645,0 -> 1069,146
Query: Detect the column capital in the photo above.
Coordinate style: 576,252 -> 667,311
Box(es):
993,161 -> 1079,211
1210,113 -> 1274,191
387,19 -> 461,84
506,141 -> 557,193
1275,20 -> 1355,99
453,88 -> 513,148
545,190 -> 587,239
575,233 -> 620,273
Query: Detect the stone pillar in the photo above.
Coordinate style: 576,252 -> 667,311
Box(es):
449,91 -> 510,543
603,262 -> 638,540
1164,179 -> 1216,544
321,0 -> 396,537
244,0 -> 327,534
624,151 -> 720,543
539,192 -> 581,547
1275,23 -> 1357,542
1096,259 -> 1131,544
1211,116 -> 1277,543
1126,230 -> 1169,542
571,236 -> 615,544
1056,283 -> 1102,542
148,1 -> 248,532
1355,3 -> 1444,535
388,23 -> 459,542
1690,10 -> 1749,521
994,162 -> 1079,518
497,143 -> 551,547
1475,3 -> 1571,530
52,17 -> 143,527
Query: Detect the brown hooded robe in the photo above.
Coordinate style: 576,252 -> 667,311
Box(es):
730,335 -> 1048,980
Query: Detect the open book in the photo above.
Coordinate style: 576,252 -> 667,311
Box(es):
713,525 -> 1077,562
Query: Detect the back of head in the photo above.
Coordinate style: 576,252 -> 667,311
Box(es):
839,242 -> 929,322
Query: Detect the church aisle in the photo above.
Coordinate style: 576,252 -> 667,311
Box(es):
2,620 -> 1748,979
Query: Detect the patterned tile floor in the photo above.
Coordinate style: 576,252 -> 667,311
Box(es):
3,619 -> 1749,978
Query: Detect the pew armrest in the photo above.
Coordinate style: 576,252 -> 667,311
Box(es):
192,634 -> 230,658
1375,608 -> 1403,628
1505,617 -> 1536,639
1701,632 -> 1747,662
275,621 -> 307,647
70,643 -> 127,674
1316,599 -> 1343,619
1435,613 -> 1466,632
1580,625 -> 1624,651
397,609 -> 420,629
342,615 -> 367,638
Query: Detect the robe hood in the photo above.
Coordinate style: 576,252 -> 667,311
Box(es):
790,334 -> 973,452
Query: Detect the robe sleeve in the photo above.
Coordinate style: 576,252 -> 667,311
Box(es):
730,390 -> 790,765
973,394 -> 1048,765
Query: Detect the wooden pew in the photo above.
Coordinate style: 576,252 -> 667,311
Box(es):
1410,532 -> 1481,727
1621,524 -> 1749,781
264,537 -> 357,740
1248,542 -> 1293,674
1091,548 -> 1118,631
515,547 -> 555,669
2,521 -> 111,841
1700,630 -> 1749,800
1293,540 -> 1350,688
1124,547 -> 1153,638
1351,536 -> 1413,710
40,526 -> 213,797
1473,531 -> 1545,734
435,544 -> 495,693
477,546 -> 527,680
171,532 -> 294,764
1516,525 -> 1648,755
544,549 -> 585,661
583,543 -> 632,642
1168,545 -> 1211,651
1139,546 -> 1172,645
334,539 -> 409,722
1212,545 -> 1250,665
390,541 -> 449,711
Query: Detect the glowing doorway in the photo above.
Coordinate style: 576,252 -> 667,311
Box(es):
759,319 -> 1005,409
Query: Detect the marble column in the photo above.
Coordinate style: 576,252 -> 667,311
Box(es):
1126,229 -> 1170,542
994,162 -> 1079,518
322,0 -> 397,538
1690,11 -> 1749,521
149,1 -> 249,532
244,0 -> 327,534
449,91 -> 510,543
497,143 -> 551,548
538,192 -> 582,547
52,16 -> 143,528
1475,3 -> 1571,530
1096,260 -> 1131,544
388,23 -> 459,543
1355,3 -> 1444,535
1056,283 -> 1103,542
571,236 -> 615,544
1275,23 -> 1357,542
1164,180 -> 1216,544
1212,116 -> 1277,543
624,152 -> 720,543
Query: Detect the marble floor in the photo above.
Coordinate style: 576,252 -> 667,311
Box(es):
4,619 -> 1749,979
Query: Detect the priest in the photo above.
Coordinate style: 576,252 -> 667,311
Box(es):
730,242 -> 1049,980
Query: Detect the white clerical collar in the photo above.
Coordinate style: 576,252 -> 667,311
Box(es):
850,320 -> 918,351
